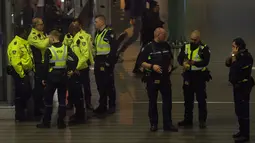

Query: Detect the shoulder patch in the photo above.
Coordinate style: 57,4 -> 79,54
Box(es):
14,41 -> 17,45
79,36 -> 83,39
12,50 -> 17,54
33,36 -> 37,40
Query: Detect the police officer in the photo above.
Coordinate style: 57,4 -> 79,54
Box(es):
225,38 -> 254,143
36,30 -> 78,129
68,22 -> 89,124
28,18 -> 50,118
177,30 -> 211,129
93,15 -> 118,114
7,26 -> 33,122
137,28 -> 178,132
73,18 -> 95,110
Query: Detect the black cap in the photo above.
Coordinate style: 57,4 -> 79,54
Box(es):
233,37 -> 246,50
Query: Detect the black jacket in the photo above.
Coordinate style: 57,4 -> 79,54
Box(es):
125,0 -> 146,19
226,49 -> 253,85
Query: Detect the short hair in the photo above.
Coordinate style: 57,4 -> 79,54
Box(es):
73,18 -> 83,26
32,18 -> 42,27
95,15 -> 106,23
233,37 -> 246,50
49,30 -> 61,40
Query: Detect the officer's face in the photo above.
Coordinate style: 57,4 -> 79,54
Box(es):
95,18 -> 103,29
158,32 -> 167,41
232,42 -> 239,54
36,19 -> 44,31
190,32 -> 200,44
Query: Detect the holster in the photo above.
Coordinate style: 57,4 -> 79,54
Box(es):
202,69 -> 212,82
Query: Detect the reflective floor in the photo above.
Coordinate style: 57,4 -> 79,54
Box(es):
0,0 -> 255,143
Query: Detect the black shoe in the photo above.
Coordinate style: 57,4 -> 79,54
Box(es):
66,103 -> 74,110
57,120 -> 67,129
150,125 -> 158,132
93,106 -> 107,114
199,122 -> 207,129
178,120 -> 193,127
163,125 -> 178,132
68,118 -> 86,126
107,107 -> 116,114
86,104 -> 94,110
233,132 -> 242,138
36,123 -> 50,128
234,136 -> 250,143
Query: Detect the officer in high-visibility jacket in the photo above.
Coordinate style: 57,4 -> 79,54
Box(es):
7,26 -> 33,122
73,18 -> 95,110
36,30 -> 78,129
177,30 -> 211,129
67,22 -> 89,124
93,15 -> 118,114
28,18 -> 50,118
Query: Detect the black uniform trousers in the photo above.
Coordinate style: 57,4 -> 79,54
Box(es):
68,74 -> 85,120
33,64 -> 45,116
13,74 -> 31,120
146,75 -> 172,127
182,71 -> 207,123
233,81 -> 252,138
94,56 -> 116,109
79,68 -> 92,106
42,78 -> 67,124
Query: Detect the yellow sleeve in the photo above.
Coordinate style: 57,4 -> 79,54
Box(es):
9,46 -> 25,78
28,34 -> 49,50
79,40 -> 89,69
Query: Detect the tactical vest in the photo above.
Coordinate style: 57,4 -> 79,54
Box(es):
95,28 -> 111,55
185,44 -> 206,71
49,45 -> 68,72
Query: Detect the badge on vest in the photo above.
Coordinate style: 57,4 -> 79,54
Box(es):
154,80 -> 160,84
100,67 -> 105,71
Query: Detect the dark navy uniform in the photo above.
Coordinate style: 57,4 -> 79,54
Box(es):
226,49 -> 254,142
138,41 -> 178,132
37,42 -> 78,128
93,26 -> 118,114
177,42 -> 211,128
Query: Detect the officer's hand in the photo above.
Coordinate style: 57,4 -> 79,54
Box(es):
187,60 -> 195,65
105,62 -> 110,67
124,27 -> 134,38
168,66 -> 172,73
130,19 -> 136,25
152,65 -> 162,74
74,70 -> 80,75
42,80 -> 46,86
67,71 -> 74,78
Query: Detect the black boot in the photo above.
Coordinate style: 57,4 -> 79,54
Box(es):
37,123 -> 50,128
163,124 -> 178,132
150,125 -> 158,132
178,120 -> 193,127
57,119 -> 67,129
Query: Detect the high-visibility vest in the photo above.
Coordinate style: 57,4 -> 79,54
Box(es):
185,44 -> 206,71
95,28 -> 111,55
49,45 -> 68,72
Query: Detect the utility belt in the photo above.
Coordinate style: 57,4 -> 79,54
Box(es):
141,71 -> 170,83
183,68 -> 212,82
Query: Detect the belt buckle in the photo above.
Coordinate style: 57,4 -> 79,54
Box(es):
154,80 -> 160,84
100,67 -> 105,71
